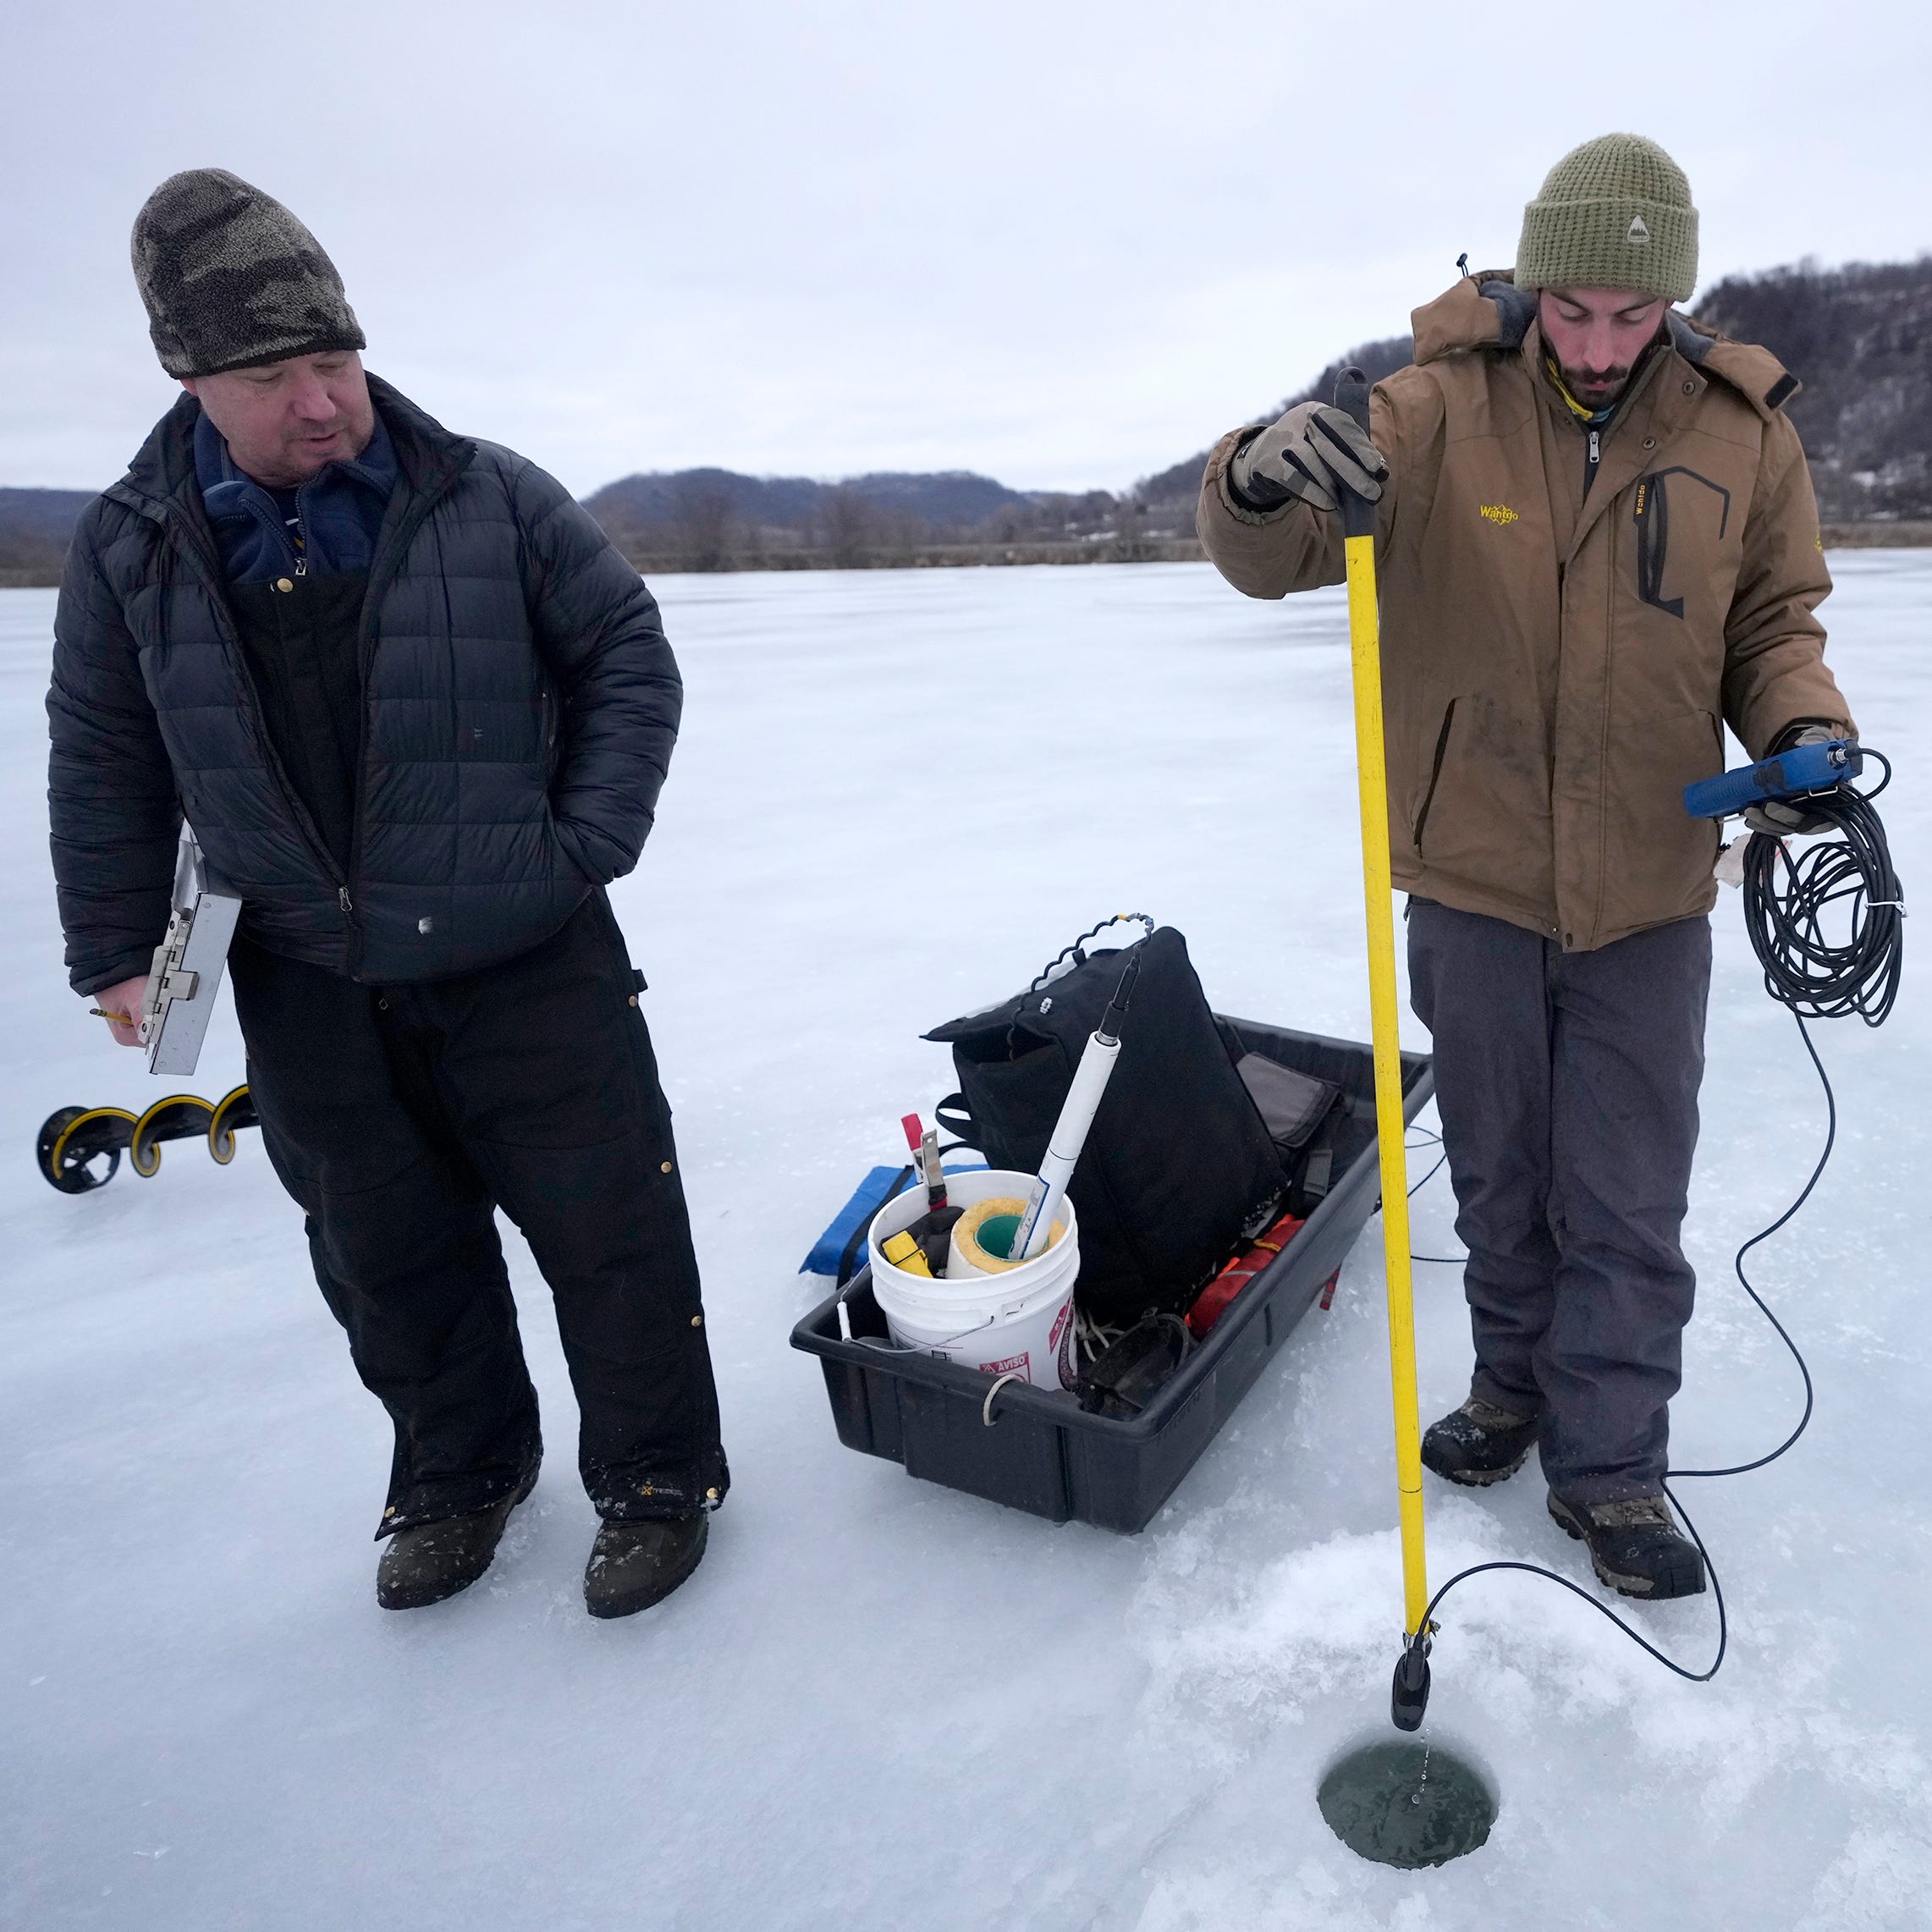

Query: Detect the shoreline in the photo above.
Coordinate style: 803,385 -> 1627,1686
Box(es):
6,522 -> 1927,591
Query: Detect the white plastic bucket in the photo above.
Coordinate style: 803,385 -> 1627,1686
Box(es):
867,1168 -> 1080,1390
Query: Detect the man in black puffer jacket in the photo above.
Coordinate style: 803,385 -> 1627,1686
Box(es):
48,168 -> 728,1619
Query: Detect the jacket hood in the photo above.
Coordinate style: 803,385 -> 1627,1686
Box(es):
1408,270 -> 1801,421
114,388 -> 205,513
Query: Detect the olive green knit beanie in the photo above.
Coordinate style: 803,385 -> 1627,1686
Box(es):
1515,133 -> 1698,304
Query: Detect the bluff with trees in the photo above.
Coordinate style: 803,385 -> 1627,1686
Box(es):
1695,258 -> 1932,526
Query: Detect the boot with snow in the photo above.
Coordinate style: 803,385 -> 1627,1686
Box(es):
1548,1491 -> 1706,1600
1420,1396 -> 1540,1487
376,1475 -> 534,1610
584,1513 -> 708,1619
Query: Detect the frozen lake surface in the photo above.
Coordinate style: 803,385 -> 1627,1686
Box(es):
4,554 -> 1930,1929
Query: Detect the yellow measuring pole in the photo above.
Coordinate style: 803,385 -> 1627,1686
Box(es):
1336,389 -> 1430,1643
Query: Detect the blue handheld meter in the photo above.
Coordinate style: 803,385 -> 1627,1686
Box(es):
1682,738 -> 1863,821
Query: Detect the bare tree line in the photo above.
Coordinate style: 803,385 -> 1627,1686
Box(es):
594,476 -> 1203,575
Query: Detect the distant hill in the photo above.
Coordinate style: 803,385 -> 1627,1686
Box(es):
582,466 -> 1050,569
586,465 -> 1033,533
0,487 -> 96,581
583,465 -> 1157,570
2,257 -> 1926,581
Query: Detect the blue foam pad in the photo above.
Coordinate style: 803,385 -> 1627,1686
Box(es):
799,1159 -> 988,1281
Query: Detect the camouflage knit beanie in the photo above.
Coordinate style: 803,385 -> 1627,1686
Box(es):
1515,134 -> 1698,304
130,168 -> 365,378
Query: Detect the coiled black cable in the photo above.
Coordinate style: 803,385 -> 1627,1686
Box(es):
1402,754 -> 1902,1690
1742,750 -> 1902,1027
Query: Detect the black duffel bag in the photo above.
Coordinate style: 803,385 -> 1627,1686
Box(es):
923,921 -> 1288,1325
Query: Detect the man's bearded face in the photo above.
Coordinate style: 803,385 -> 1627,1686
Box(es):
1538,289 -> 1671,410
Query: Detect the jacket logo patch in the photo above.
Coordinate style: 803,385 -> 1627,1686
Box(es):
1479,504 -> 1519,526
1628,216 -> 1651,245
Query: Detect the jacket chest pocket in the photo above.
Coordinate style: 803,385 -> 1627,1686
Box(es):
1629,466 -> 1737,628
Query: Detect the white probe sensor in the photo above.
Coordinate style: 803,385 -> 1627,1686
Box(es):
1010,950 -> 1142,1262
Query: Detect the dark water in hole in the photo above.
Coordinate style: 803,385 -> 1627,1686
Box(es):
1317,1739 -> 1496,1868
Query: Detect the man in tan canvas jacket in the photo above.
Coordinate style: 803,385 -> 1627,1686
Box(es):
1197,133 -> 1854,1599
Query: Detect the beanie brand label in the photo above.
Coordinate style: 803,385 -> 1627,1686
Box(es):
1628,216 -> 1652,244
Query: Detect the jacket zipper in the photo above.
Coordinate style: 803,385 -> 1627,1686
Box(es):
1632,471 -> 1689,618
340,458 -> 466,977
1584,427 -> 1601,495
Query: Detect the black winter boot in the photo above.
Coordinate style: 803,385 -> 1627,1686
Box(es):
584,1513 -> 708,1619
1548,1491 -> 1706,1599
1420,1397 -> 1541,1487
376,1473 -> 535,1610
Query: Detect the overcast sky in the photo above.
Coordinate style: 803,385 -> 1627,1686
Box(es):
4,0 -> 1928,498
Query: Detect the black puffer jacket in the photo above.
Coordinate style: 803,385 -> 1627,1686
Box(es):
48,375 -> 680,993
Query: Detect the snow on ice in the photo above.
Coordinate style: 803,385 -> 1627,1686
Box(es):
3,556 -> 1930,1929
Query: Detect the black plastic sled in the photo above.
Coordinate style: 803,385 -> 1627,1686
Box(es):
790,1016 -> 1433,1533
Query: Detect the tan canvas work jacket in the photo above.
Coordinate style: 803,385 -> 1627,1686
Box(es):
1197,272 -> 1852,951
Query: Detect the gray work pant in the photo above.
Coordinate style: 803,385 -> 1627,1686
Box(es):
1406,899 -> 1710,1503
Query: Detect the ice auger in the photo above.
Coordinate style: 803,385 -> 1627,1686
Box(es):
37,1086 -> 258,1195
